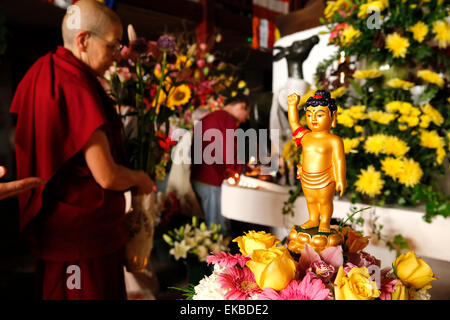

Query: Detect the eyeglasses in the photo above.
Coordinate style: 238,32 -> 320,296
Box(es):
89,31 -> 123,55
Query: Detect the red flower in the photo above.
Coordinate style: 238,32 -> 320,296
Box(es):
156,132 -> 177,153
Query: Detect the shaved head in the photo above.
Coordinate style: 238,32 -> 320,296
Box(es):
62,0 -> 122,48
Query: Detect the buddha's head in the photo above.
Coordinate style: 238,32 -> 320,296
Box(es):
304,90 -> 337,132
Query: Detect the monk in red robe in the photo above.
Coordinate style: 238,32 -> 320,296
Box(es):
10,0 -> 154,300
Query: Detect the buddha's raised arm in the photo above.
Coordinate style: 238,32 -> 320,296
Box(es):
287,93 -> 310,146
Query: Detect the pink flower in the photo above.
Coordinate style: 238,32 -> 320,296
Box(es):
116,67 -> 132,82
196,59 -> 205,68
298,244 -> 343,278
206,252 -> 250,268
308,260 -> 335,282
218,267 -> 262,300
347,251 -> 381,268
258,272 -> 330,300
380,267 -> 399,300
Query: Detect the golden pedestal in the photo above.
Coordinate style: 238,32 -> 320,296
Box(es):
287,225 -> 344,254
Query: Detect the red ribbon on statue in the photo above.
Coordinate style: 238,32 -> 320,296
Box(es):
292,126 -> 310,147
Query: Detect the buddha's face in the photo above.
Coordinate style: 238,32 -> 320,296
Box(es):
305,106 -> 335,132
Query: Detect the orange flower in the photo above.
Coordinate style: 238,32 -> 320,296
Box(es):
341,226 -> 370,252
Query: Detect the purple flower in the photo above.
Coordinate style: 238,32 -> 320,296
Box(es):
157,35 -> 176,52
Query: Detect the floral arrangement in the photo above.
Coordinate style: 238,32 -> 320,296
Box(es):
190,230 -> 437,300
103,26 -> 248,180
162,217 -> 232,263
298,0 -> 450,221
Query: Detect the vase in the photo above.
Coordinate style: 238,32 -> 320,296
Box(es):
125,192 -> 159,273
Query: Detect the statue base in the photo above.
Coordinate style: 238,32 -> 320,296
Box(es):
287,225 -> 344,254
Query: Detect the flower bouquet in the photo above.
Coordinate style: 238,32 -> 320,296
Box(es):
305,0 -> 450,221
163,217 -> 232,284
190,229 -> 437,300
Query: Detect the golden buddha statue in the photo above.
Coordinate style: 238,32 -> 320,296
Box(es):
286,90 -> 346,253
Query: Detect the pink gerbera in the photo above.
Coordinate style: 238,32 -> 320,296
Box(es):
218,267 -> 262,300
206,252 -> 250,268
258,272 -> 330,300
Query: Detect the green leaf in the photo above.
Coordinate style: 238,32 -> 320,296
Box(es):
349,79 -> 364,97
418,85 -> 439,104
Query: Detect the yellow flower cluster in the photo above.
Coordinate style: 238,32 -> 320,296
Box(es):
420,103 -> 444,128
330,86 -> 347,99
343,137 -> 360,154
385,101 -> 420,128
381,157 -> 423,187
386,78 -> 414,90
385,32 -> 410,58
419,130 -> 446,165
337,105 -> 368,128
353,69 -> 382,79
432,20 -> 450,49
407,21 -> 428,43
358,0 -> 388,19
364,134 -> 410,157
417,69 -> 445,88
324,0 -> 350,21
355,165 -> 385,198
340,26 -> 362,46
368,110 -> 397,125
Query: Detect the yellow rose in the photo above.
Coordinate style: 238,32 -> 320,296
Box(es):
393,251 -> 438,290
246,246 -> 296,291
391,282 -> 409,300
233,231 -> 280,256
334,266 -> 380,300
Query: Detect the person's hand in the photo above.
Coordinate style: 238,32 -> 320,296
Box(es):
135,170 -> 155,195
335,180 -> 347,197
0,166 -> 45,200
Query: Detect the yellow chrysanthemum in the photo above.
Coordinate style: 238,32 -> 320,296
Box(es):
384,136 -> 410,157
398,158 -> 423,187
407,21 -> 428,43
358,1 -> 387,19
353,69 -> 382,79
419,130 -> 446,165
331,86 -> 347,99
364,134 -> 386,155
355,165 -> 385,198
417,70 -> 444,88
398,114 -> 419,127
299,89 -> 316,106
385,32 -> 410,58
167,84 -> 191,109
340,26 -> 362,46
343,138 -> 360,154
386,78 -> 415,90
368,111 -> 397,125
337,113 -> 355,127
421,103 -> 444,126
324,0 -> 348,20
419,114 -> 432,129
385,101 -> 416,116
349,105 -> 369,120
432,20 -> 450,49
380,157 -> 404,181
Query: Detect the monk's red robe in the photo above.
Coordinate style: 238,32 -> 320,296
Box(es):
10,46 -> 128,299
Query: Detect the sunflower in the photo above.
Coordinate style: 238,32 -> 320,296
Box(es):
175,55 -> 193,70
432,20 -> 450,49
407,21 -> 428,43
355,165 -> 385,198
386,78 -> 414,90
167,84 -> 191,110
353,69 -> 382,79
417,70 -> 444,88
385,32 -> 410,58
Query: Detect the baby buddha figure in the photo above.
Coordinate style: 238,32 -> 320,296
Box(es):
287,90 -> 347,233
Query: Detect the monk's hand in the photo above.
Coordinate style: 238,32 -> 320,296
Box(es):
287,93 -> 300,107
0,166 -> 45,200
335,181 -> 346,197
136,170 -> 155,195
